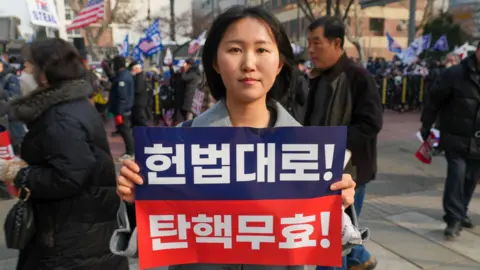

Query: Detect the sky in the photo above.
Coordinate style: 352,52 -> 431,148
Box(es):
0,0 -> 34,36
155,0 -> 192,15
0,0 -> 193,39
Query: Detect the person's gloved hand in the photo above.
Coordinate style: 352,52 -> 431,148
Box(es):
0,158 -> 28,184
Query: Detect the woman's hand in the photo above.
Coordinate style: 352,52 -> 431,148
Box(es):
117,160 -> 143,203
0,158 -> 28,184
330,174 -> 356,208
116,162 -> 356,207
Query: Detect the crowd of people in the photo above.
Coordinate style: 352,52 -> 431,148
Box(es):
0,4 -> 478,270
363,54 -> 460,113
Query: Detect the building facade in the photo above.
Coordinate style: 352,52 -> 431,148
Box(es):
245,0 -> 427,59
448,0 -> 480,39
192,0 -> 247,36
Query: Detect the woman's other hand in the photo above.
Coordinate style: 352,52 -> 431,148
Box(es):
330,174 -> 356,208
117,160 -> 143,203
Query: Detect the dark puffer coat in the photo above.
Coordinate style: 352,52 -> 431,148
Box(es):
10,80 -> 129,270
422,54 -> 480,158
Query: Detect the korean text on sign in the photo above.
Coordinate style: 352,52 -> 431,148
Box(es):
134,126 -> 347,269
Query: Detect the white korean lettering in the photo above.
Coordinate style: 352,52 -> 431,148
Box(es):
280,144 -> 320,181
279,214 -> 316,249
236,143 -> 276,183
257,143 -> 276,183
150,214 -> 191,250
192,214 -> 233,248
191,144 -> 230,184
236,215 -> 275,250
236,144 -> 255,182
145,144 -> 186,184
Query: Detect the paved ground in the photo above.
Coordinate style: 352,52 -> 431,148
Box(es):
1,111 -> 480,269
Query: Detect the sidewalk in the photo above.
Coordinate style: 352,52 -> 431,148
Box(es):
1,111 -> 479,269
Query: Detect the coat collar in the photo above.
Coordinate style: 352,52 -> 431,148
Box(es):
190,99 -> 301,127
309,53 -> 350,80
10,79 -> 92,123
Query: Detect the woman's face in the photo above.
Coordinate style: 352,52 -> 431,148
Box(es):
215,17 -> 283,103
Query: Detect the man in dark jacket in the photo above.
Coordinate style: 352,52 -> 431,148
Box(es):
109,56 -> 135,161
305,17 -> 383,270
421,47 -> 480,240
282,62 -> 309,122
181,58 -> 201,121
128,61 -> 148,126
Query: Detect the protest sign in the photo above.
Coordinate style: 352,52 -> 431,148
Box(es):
134,126 -> 347,269
26,0 -> 60,28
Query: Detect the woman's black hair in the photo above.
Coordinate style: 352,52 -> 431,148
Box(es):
29,38 -> 86,86
202,6 -> 296,102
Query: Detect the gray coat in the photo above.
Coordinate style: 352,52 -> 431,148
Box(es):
110,100 -> 369,270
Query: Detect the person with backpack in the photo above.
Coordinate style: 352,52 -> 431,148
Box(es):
282,58 -> 309,122
128,61 -> 149,127
0,61 -> 25,154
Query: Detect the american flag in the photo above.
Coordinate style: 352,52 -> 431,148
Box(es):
188,31 -> 206,55
67,0 -> 105,31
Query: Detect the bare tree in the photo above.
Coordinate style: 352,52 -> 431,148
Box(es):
298,0 -> 365,63
67,0 -> 137,58
148,6 -> 194,41
175,11 -> 194,39
415,0 -> 435,34
169,0 -> 176,41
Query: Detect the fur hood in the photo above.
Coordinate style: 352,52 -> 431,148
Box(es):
10,80 -> 92,123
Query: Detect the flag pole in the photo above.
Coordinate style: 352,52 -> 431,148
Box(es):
194,46 -> 201,60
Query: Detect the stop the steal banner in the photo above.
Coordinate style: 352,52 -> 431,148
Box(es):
134,126 -> 347,269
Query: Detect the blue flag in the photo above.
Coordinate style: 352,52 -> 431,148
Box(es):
138,32 -> 163,57
386,32 -> 402,53
432,35 -> 449,51
138,18 -> 163,56
422,34 -> 431,50
145,19 -> 160,38
132,41 -> 144,65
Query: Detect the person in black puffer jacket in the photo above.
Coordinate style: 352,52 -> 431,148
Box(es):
421,49 -> 480,240
1,38 -> 129,269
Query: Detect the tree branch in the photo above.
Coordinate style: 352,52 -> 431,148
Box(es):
335,0 -> 341,17
297,0 -> 315,22
342,0 -> 354,22
303,0 -> 316,19
415,0 -> 434,33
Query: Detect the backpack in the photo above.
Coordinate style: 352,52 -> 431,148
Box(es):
158,85 -> 176,110
1,73 -> 21,101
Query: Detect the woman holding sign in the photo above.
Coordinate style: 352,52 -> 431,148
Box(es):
115,5 -> 359,270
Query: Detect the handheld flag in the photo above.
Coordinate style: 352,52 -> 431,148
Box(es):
432,35 -> 449,51
67,0 -> 105,31
386,32 -> 402,53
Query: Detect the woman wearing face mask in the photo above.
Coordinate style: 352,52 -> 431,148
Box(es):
1,38 -> 129,270
114,6 -> 357,269
19,46 -> 38,96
